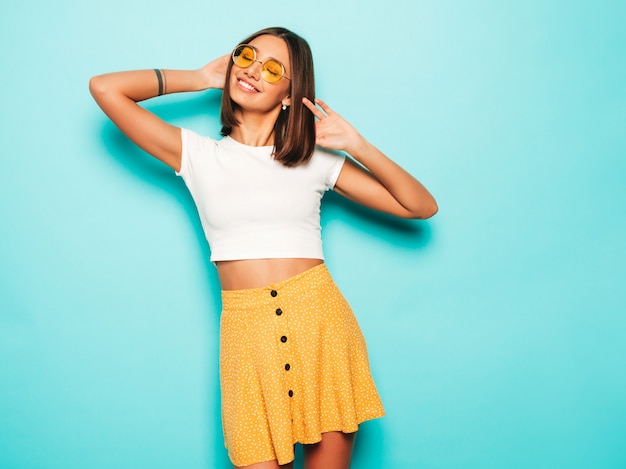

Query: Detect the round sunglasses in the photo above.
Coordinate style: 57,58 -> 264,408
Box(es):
231,44 -> 291,84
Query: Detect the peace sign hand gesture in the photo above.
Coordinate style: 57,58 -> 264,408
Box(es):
302,97 -> 438,219
302,97 -> 365,156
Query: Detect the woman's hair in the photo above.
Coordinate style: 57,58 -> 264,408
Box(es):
220,27 -> 316,167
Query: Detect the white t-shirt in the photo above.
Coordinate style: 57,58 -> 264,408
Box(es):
176,128 -> 346,262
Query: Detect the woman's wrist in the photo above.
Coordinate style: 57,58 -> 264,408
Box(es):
153,69 -> 214,95
198,66 -> 223,90
345,134 -> 371,162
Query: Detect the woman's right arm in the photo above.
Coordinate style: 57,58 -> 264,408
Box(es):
89,56 -> 229,172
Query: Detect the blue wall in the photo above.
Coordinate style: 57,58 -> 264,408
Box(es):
1,1 -> 625,468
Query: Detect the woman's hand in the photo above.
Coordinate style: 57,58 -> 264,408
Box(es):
302,97 -> 365,155
200,54 -> 230,90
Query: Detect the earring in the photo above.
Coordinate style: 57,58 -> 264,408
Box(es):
282,104 -> 287,111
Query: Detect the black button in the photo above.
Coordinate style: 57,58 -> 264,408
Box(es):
280,336 -> 287,343
275,308 -> 282,316
288,390 -> 294,397
271,290 -> 277,297
285,364 -> 290,371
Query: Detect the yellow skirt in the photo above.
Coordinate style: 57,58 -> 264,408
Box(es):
220,263 -> 385,466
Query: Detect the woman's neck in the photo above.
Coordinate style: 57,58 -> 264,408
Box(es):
230,108 -> 281,146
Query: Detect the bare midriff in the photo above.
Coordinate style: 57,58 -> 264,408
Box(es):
216,258 -> 324,291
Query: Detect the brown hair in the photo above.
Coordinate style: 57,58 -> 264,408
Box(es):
220,27 -> 316,167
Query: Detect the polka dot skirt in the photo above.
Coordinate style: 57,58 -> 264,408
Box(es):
220,263 -> 385,467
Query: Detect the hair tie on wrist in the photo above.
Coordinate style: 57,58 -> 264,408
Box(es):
154,69 -> 164,96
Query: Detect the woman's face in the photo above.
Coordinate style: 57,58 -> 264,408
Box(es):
229,34 -> 292,114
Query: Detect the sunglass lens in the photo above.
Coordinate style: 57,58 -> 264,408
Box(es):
262,60 -> 283,83
233,45 -> 255,67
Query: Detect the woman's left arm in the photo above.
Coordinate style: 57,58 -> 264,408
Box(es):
303,98 -> 438,219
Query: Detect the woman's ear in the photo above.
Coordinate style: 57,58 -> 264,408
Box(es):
281,96 -> 291,107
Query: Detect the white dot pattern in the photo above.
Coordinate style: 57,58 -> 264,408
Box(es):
219,264 -> 385,467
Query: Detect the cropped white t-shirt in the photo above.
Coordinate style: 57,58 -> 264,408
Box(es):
176,128 -> 346,262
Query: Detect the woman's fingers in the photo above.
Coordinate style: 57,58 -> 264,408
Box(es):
302,96 -> 338,120
314,98 -> 332,115
302,97 -> 325,119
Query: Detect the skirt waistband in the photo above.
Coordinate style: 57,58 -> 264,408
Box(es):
221,263 -> 329,304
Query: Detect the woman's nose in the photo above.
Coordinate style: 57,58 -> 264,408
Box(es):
244,61 -> 262,80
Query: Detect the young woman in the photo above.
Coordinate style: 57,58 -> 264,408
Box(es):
90,27 -> 437,469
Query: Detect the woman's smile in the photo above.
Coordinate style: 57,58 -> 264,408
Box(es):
236,77 -> 260,93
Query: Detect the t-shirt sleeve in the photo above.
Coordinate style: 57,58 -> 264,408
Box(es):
314,147 -> 346,191
175,128 -> 214,181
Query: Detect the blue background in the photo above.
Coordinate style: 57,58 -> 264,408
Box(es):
1,1 -> 625,468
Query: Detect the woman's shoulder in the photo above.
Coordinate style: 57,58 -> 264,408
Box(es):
177,128 -> 222,178
311,145 -> 345,162
181,127 -> 219,147
180,127 -> 225,160
309,146 -> 346,173
308,146 -> 346,189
